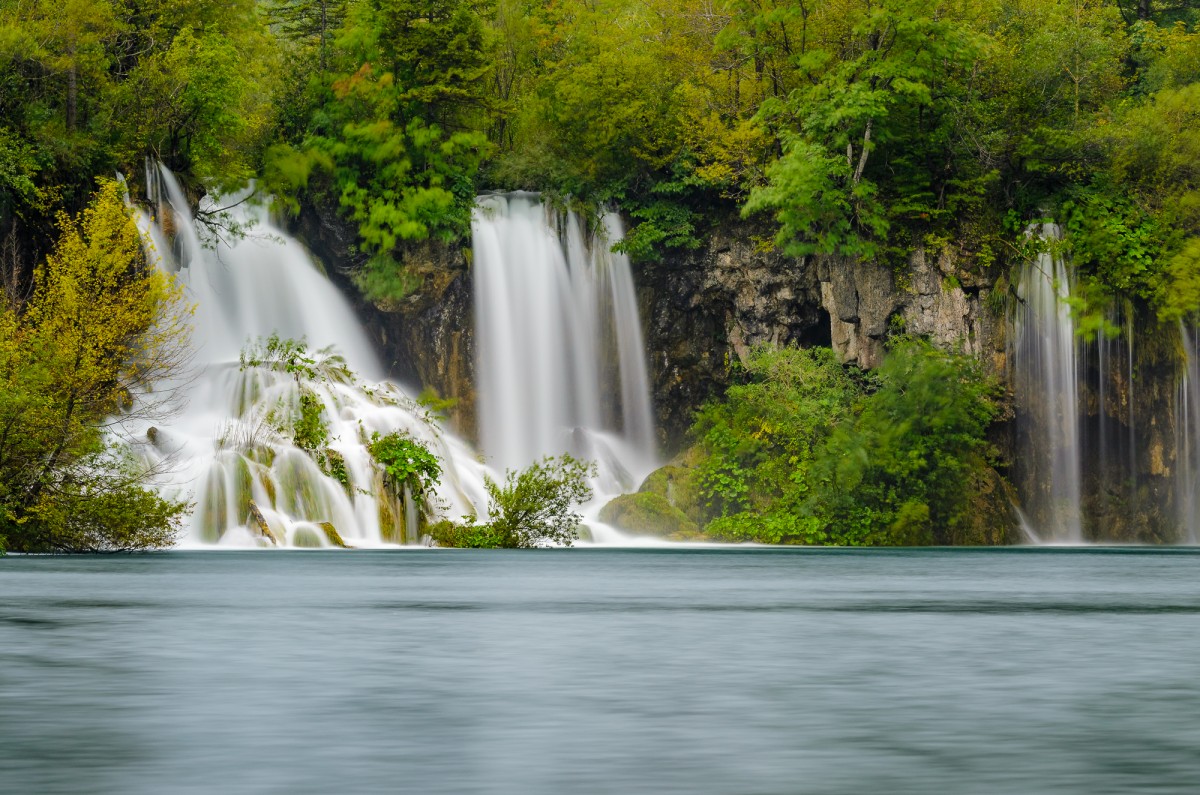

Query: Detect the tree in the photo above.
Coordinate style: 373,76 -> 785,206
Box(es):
266,0 -> 493,301
484,455 -> 595,547
0,180 -> 190,552
743,0 -> 982,259
429,455 -> 596,548
808,339 -> 1001,545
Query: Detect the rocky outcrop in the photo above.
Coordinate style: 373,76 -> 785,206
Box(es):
816,246 -> 1006,372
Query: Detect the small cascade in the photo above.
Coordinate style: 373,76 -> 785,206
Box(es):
1176,324 -> 1200,543
129,166 -> 491,547
472,194 -> 658,487
1011,224 -> 1083,542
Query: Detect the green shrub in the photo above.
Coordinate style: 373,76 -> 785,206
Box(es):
688,341 -> 1003,545
484,455 -> 595,548
429,455 -> 596,548
807,339 -> 1002,545
368,432 -> 442,499
426,520 -> 505,549
292,390 -> 328,451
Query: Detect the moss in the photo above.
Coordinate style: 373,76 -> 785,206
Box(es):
598,492 -> 701,539
231,455 -> 254,521
248,446 -> 276,467
256,470 -> 277,506
198,469 -> 226,544
318,521 -> 348,548
637,463 -> 708,527
378,491 -> 402,544
949,465 -> 1022,545
292,526 -> 324,548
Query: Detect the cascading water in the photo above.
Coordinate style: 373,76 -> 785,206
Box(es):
471,194 -> 658,494
1176,324 -> 1200,543
1011,224 -> 1083,542
129,166 -> 491,547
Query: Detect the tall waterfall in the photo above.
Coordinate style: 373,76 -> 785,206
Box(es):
472,194 -> 657,486
130,166 -> 491,547
1011,224 -> 1083,542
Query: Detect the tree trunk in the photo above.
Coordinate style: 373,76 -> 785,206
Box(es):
853,119 -> 873,185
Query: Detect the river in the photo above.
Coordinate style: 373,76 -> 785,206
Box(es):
3,548 -> 1199,793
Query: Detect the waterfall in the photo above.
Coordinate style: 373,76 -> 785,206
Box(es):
1177,324 -> 1200,543
471,194 -> 658,487
128,166 -> 492,547
1011,224 -> 1083,542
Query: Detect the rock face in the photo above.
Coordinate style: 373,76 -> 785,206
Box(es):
639,227 -> 1007,448
816,247 -> 1006,374
294,203 -> 1008,453
1073,315 -> 1180,542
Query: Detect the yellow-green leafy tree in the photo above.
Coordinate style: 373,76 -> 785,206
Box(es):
0,180 -> 190,552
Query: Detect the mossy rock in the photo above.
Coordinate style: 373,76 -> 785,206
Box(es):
318,521 -> 348,548
949,465 -> 1022,545
636,462 -> 708,527
599,492 -> 701,539
575,524 -> 594,543
378,492 -> 402,544
292,526 -> 325,548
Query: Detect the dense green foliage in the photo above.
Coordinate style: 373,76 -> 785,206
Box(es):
263,0 -> 493,299
0,181 -> 189,552
4,0 -> 1198,312
692,341 -> 1000,545
430,454 -> 595,548
369,431 -> 443,498
0,0 -> 277,263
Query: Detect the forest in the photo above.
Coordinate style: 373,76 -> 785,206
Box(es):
1,0 -> 1199,550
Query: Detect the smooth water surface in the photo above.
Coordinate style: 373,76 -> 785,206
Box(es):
3,548 -> 1199,794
